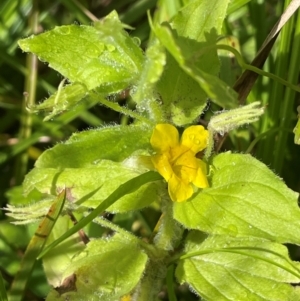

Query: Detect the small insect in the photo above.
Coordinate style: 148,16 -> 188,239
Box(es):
293,106 -> 300,145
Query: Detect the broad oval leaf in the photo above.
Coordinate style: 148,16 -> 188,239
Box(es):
46,233 -> 148,301
23,124 -> 162,213
18,11 -> 144,93
34,82 -> 88,121
153,0 -> 237,126
174,152 -> 300,244
35,124 -> 152,168
176,232 -> 300,301
24,160 -> 163,213
43,216 -> 85,288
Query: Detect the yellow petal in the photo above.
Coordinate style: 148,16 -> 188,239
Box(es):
150,124 -> 179,152
193,159 -> 209,188
172,149 -> 198,182
169,145 -> 188,162
151,153 -> 173,181
173,164 -> 197,182
168,173 -> 194,202
181,125 -> 209,153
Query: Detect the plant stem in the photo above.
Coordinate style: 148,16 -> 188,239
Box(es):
134,198 -> 183,300
166,264 -> 178,301
90,92 -> 154,125
14,0 -> 39,185
132,260 -> 167,301
154,198 -> 183,251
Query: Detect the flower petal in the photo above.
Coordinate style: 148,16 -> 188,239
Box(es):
150,124 -> 179,152
181,125 -> 209,153
193,159 -> 209,188
173,164 -> 197,182
172,148 -> 198,182
151,153 -> 173,181
168,173 -> 194,202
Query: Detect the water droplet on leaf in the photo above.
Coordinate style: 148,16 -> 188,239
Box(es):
57,26 -> 71,35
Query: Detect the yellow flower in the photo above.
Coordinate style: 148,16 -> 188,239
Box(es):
150,124 -> 209,202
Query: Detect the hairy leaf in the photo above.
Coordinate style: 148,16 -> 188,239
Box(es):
43,216 -> 85,288
176,232 -> 300,301
132,39 -> 166,122
153,0 -> 237,125
174,152 -> 300,244
22,124 -> 161,212
18,11 -> 144,106
24,160 -> 163,213
46,233 -> 147,301
34,82 -> 88,121
35,124 -> 152,168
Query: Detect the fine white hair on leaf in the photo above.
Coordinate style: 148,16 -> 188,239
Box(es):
208,101 -> 264,134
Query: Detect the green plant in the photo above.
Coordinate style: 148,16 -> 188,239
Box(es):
3,0 -> 300,301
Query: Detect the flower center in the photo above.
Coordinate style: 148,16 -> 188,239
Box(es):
169,146 -> 198,182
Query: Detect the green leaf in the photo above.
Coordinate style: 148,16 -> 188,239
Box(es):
152,0 -> 237,125
132,39 -> 166,123
43,216 -> 85,288
18,11 -> 144,92
34,82 -> 88,121
24,160 -> 163,213
174,152 -> 300,244
21,124 -> 162,212
155,40 -> 208,126
176,232 -> 300,301
46,233 -> 148,301
133,39 -> 166,105
34,124 -> 153,168
227,0 -> 252,15
5,198 -> 54,225
38,171 -> 162,259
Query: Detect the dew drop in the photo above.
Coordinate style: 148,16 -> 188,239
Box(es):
57,26 -> 70,35
195,139 -> 200,144
137,104 -> 145,112
92,159 -> 100,165
189,134 -> 195,140
227,224 -> 238,235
